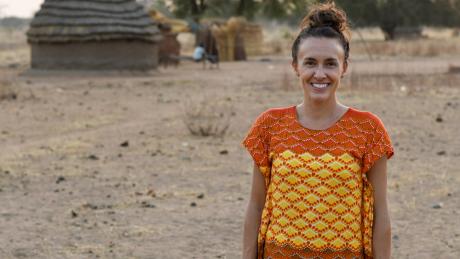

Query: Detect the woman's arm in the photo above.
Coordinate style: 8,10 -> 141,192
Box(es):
368,156 -> 391,259
242,163 -> 267,259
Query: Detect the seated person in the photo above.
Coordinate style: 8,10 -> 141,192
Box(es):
193,43 -> 206,62
193,43 -> 219,65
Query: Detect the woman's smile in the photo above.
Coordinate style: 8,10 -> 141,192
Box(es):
311,83 -> 330,89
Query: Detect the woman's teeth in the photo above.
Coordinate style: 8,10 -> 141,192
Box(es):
312,83 -> 329,89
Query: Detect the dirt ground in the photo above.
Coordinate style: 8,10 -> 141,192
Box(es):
1,37 -> 460,259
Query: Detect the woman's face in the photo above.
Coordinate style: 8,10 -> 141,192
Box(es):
292,37 -> 348,104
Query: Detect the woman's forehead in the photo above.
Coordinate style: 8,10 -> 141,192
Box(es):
297,37 -> 345,60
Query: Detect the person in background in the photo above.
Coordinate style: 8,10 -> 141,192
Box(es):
193,42 -> 219,69
193,42 -> 206,62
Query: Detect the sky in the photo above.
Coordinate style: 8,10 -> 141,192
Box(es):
0,0 -> 44,18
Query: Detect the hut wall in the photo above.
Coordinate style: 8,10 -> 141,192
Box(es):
30,41 -> 158,70
242,24 -> 263,56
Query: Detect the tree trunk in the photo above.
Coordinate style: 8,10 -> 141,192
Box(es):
190,0 -> 199,16
380,23 -> 397,41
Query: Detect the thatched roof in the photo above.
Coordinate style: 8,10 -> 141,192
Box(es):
27,0 -> 162,43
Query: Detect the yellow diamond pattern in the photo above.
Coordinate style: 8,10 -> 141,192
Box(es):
295,201 -> 308,212
273,158 -> 283,167
286,208 -> 299,219
303,229 -> 318,239
323,230 -> 337,241
273,208 -> 282,217
317,169 -> 332,179
342,230 -> 354,240
292,236 -> 305,247
331,238 -> 345,248
323,212 -> 338,223
319,153 -> 335,163
324,195 -> 339,206
294,218 -> 307,229
338,153 -> 354,163
286,226 -> 299,236
280,150 -> 295,159
343,213 -> 354,224
306,177 -> 321,188
305,194 -> 319,204
315,186 -> 329,196
267,151 -> 363,251
311,238 -> 327,248
287,158 -> 302,168
336,170 -> 352,180
277,165 -> 290,176
329,161 -> 344,171
287,192 -> 300,202
295,185 -> 308,194
309,161 -> 323,171
278,199 -> 290,209
304,211 -> 318,222
279,183 -> 290,193
272,191 -> 283,201
299,152 -> 315,162
286,175 -> 299,185
348,162 -> 360,172
295,168 -> 310,178
326,177 -> 341,188
315,203 -> 328,214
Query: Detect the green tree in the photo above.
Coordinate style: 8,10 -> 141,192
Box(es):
236,0 -> 258,20
336,0 -> 460,40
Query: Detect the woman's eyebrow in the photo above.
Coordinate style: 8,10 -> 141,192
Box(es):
325,58 -> 339,62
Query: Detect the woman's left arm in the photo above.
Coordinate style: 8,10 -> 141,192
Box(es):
368,156 -> 391,259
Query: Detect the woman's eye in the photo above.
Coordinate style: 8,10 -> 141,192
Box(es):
326,62 -> 337,67
304,61 -> 315,66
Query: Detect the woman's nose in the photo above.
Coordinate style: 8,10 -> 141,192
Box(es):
314,67 -> 326,79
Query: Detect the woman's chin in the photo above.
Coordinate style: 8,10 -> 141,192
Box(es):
306,91 -> 332,103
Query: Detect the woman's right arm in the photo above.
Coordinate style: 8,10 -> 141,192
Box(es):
242,163 -> 267,259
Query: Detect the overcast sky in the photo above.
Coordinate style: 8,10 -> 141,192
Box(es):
0,0 -> 44,18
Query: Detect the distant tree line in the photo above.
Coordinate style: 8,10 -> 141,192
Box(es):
335,0 -> 460,39
147,0 -> 460,40
0,17 -> 31,29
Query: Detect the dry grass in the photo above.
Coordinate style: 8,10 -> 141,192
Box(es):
352,38 -> 460,58
341,70 -> 460,92
280,69 -> 297,91
0,79 -> 17,101
182,96 -> 234,137
261,25 -> 460,58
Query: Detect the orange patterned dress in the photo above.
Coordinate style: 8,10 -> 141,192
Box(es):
242,106 -> 393,259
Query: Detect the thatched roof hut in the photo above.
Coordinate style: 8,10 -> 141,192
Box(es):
27,0 -> 162,70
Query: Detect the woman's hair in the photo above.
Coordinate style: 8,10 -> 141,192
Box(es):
291,2 -> 351,64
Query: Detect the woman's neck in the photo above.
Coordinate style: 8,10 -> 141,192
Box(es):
296,97 -> 348,130
300,97 -> 343,120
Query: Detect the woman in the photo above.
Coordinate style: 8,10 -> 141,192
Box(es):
242,2 -> 393,259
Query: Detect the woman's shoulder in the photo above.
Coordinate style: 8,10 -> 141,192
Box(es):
257,106 -> 294,121
347,107 -> 387,129
252,106 -> 294,127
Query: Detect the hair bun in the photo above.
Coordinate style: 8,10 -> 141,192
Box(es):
300,2 -> 351,41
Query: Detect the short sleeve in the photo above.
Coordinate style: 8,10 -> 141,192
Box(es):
242,111 -> 271,169
362,115 -> 394,174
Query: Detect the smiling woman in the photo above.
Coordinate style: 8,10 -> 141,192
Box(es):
242,2 -> 394,259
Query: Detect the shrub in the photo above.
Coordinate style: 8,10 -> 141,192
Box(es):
182,96 -> 233,137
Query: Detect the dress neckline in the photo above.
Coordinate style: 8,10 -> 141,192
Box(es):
290,105 -> 351,132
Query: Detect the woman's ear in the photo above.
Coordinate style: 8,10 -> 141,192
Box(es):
341,60 -> 348,77
291,61 -> 299,77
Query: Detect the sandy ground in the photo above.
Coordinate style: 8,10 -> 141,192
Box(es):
0,39 -> 460,259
